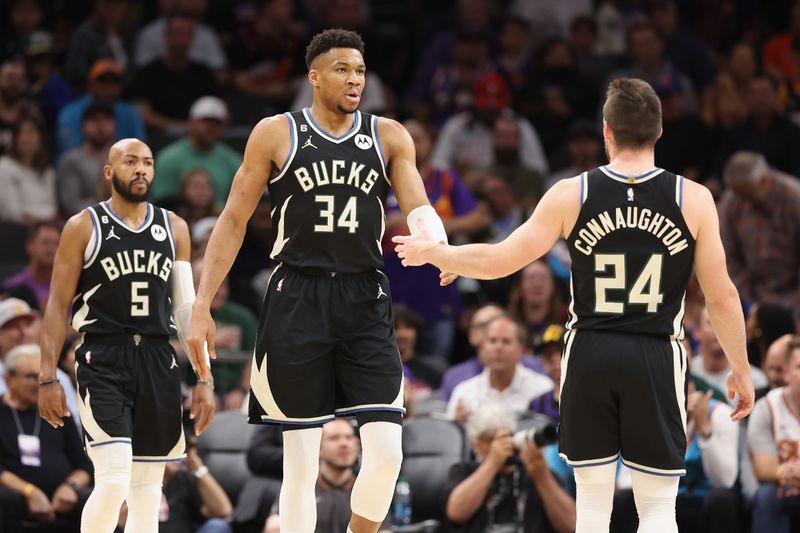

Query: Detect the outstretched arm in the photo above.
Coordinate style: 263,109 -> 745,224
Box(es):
394,178 -> 579,279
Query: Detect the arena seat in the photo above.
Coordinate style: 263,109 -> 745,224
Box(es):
196,410 -> 256,503
400,415 -> 467,523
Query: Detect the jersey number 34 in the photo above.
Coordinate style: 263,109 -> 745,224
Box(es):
594,253 -> 664,314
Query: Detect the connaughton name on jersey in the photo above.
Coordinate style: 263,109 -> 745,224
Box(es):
293,160 -> 381,194
573,206 -> 689,256
99,250 -> 173,281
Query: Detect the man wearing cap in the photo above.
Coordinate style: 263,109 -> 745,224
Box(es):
0,298 -> 79,422
56,102 -> 116,216
55,58 -> 145,160
152,96 -> 241,206
431,72 -> 548,176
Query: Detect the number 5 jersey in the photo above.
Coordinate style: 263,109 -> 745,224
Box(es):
72,202 -> 176,338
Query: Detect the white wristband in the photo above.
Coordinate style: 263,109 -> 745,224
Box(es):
407,204 -> 448,244
193,465 -> 209,479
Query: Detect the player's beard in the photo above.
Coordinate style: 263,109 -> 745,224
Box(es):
336,103 -> 357,114
112,172 -> 151,203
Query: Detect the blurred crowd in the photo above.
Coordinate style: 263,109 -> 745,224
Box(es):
2,0 -> 800,531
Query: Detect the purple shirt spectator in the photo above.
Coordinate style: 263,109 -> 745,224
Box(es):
438,355 -> 545,402
3,270 -> 49,311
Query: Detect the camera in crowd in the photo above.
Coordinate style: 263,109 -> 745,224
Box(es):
511,414 -> 559,449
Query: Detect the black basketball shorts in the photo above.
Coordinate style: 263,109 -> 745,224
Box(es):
75,335 -> 185,461
558,329 -> 688,476
248,264 -> 405,426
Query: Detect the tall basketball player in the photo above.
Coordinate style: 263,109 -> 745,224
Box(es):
38,138 -> 215,533
394,78 -> 755,533
187,29 -> 452,533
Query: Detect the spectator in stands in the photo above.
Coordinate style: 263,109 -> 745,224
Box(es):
481,115 -> 544,211
748,336 -> 800,532
383,119 -> 489,359
0,344 -> 91,532
518,38 -> 597,166
264,419 -> 392,533
55,58 -> 144,159
56,102 -> 114,216
228,0 -> 307,111
495,17 -> 535,102
121,436 -> 232,533
0,0 -> 45,61
692,306 -> 768,399
411,30 -> 494,127
763,0 -> 800,82
507,260 -> 565,340
650,0 -> 715,93
447,314 -> 553,425
676,379 -> 740,533
545,119 -> 602,190
152,96 -> 240,206
701,42 -> 757,129
432,72 -> 548,177
191,257 -> 257,408
394,305 -> 446,409
0,299 -> 79,423
719,151 -> 800,309
445,403 -> 576,532
758,334 -> 792,400
653,67 -> 711,183
529,324 -> 564,421
0,117 -> 56,224
3,223 -> 58,311
0,58 -> 41,157
746,303 -> 796,368
606,21 -> 696,107
133,14 -> 219,133
480,174 -> 526,243
23,31 -> 71,127
173,169 -> 222,232
715,75 -> 800,177
64,0 -> 133,90
569,16 -> 617,86
135,0 -> 228,75
238,425 -> 282,533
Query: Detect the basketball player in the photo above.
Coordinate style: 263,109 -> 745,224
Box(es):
37,138 -> 215,533
187,29 -> 452,533
394,78 -> 755,533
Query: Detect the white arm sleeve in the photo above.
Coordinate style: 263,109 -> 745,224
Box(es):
407,205 -> 448,244
170,260 -> 209,372
699,403 -> 740,488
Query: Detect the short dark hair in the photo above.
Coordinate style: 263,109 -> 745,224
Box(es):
603,78 -> 662,149
394,305 -> 423,332
27,221 -> 61,243
305,28 -> 365,69
82,102 -> 114,122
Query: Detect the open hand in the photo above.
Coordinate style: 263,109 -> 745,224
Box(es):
726,370 -> 754,421
392,233 -> 436,267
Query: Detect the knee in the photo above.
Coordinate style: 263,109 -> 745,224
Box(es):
363,436 -> 402,476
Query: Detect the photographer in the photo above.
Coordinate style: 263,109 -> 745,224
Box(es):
444,404 -> 576,532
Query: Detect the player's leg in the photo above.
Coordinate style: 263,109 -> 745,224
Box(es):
619,337 -> 687,533
249,267 -> 338,532
630,470 -> 679,533
348,411 -> 403,533
75,343 -> 135,532
125,342 -> 185,531
124,462 -> 167,533
279,425 -> 324,533
334,272 -> 404,533
559,330 -> 621,532
81,443 -> 132,533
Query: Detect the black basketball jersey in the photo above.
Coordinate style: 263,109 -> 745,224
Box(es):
71,202 -> 175,337
267,108 -> 391,272
566,167 -> 695,339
